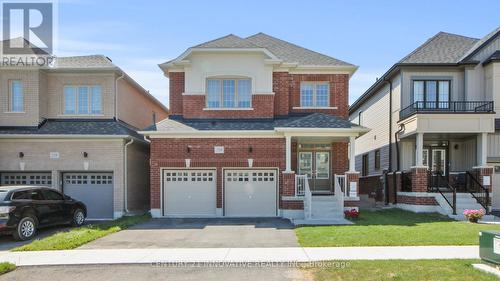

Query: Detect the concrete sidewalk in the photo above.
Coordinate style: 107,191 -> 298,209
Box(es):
0,246 -> 479,266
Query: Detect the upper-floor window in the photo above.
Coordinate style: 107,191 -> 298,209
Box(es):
64,86 -> 102,115
9,80 -> 23,112
206,78 -> 251,108
413,80 -> 450,108
300,82 -> 329,107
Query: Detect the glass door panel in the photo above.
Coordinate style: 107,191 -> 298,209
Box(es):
432,149 -> 446,175
298,152 -> 312,177
315,152 -> 330,179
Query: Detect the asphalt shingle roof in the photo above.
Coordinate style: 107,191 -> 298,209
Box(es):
398,32 -> 479,64
157,113 -> 361,131
54,55 -> 117,69
168,33 -> 354,67
194,34 -> 260,48
0,119 -> 142,139
246,33 -> 354,66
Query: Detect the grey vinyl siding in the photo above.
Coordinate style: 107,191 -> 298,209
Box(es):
355,145 -> 391,176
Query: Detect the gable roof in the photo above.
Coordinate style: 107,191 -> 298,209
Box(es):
350,28 -> 499,113
399,32 -> 478,64
161,32 -> 355,69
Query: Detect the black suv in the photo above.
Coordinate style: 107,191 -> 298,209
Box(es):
0,186 -> 87,240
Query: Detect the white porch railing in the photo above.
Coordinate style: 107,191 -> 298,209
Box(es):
335,174 -> 347,196
296,174 -> 312,219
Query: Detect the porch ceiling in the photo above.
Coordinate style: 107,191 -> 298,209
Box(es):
401,132 -> 479,141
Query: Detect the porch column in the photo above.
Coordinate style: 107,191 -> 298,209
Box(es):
415,133 -> 424,166
349,136 -> 356,172
477,132 -> 488,167
285,135 -> 292,173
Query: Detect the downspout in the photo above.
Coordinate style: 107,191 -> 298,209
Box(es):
114,71 -> 125,120
123,138 -> 134,214
393,124 -> 405,204
384,78 -> 393,205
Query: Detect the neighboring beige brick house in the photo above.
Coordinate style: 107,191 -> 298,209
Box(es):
0,55 -> 168,219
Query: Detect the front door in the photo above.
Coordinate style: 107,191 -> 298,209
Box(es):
298,151 -> 331,192
432,149 -> 446,175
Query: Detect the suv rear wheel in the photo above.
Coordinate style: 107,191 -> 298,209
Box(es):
13,216 -> 37,241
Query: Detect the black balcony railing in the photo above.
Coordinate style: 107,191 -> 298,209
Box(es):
399,101 -> 494,120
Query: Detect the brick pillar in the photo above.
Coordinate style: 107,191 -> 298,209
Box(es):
345,172 -> 360,197
473,166 -> 493,192
282,172 -> 296,196
411,166 -> 428,192
345,172 -> 360,210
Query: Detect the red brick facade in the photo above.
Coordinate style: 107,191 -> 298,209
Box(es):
169,72 -> 184,115
397,195 -> 438,205
168,72 -> 349,119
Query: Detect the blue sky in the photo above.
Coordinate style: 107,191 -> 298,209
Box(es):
53,0 -> 500,105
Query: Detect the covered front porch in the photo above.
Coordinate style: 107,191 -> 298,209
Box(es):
278,128 -> 365,222
396,132 -> 493,216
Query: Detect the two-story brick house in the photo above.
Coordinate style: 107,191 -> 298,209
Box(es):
349,27 -> 500,218
142,33 -> 368,223
0,54 -> 168,219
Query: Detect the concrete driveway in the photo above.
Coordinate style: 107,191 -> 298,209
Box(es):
80,218 -> 299,249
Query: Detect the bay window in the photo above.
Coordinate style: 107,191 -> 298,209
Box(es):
206,78 -> 251,108
413,80 -> 450,109
64,86 -> 102,114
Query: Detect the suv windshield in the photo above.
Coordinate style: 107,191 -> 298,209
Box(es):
0,190 -> 8,201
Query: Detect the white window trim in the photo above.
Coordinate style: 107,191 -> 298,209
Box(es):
63,85 -> 103,115
206,78 -> 252,109
292,106 -> 338,110
8,80 -> 24,113
300,81 -> 330,108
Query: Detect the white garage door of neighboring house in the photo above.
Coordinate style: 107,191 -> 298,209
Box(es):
1,172 -> 52,186
63,173 -> 114,219
163,169 -> 216,216
224,169 -> 277,217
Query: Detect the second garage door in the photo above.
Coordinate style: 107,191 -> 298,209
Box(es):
163,169 -> 216,216
224,169 -> 277,217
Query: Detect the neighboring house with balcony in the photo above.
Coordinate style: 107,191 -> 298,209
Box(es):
0,53 -> 169,219
349,27 -> 500,217
141,33 -> 368,223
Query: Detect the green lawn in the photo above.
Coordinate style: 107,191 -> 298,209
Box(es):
0,262 -> 15,275
13,214 -> 150,251
295,209 -> 500,247
302,259 -> 497,281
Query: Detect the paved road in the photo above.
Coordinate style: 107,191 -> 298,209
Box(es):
80,218 -> 299,249
0,264 -> 310,281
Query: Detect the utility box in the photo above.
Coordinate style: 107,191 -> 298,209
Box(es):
479,231 -> 500,264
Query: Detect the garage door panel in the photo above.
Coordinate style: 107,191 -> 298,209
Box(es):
1,172 -> 52,186
64,173 -> 114,219
163,170 -> 216,216
225,170 -> 277,217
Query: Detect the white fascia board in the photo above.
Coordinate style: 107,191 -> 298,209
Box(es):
275,127 -> 370,137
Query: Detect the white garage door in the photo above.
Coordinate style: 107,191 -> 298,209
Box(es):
63,173 -> 114,219
1,172 -> 52,186
224,169 -> 277,217
163,169 -> 216,216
